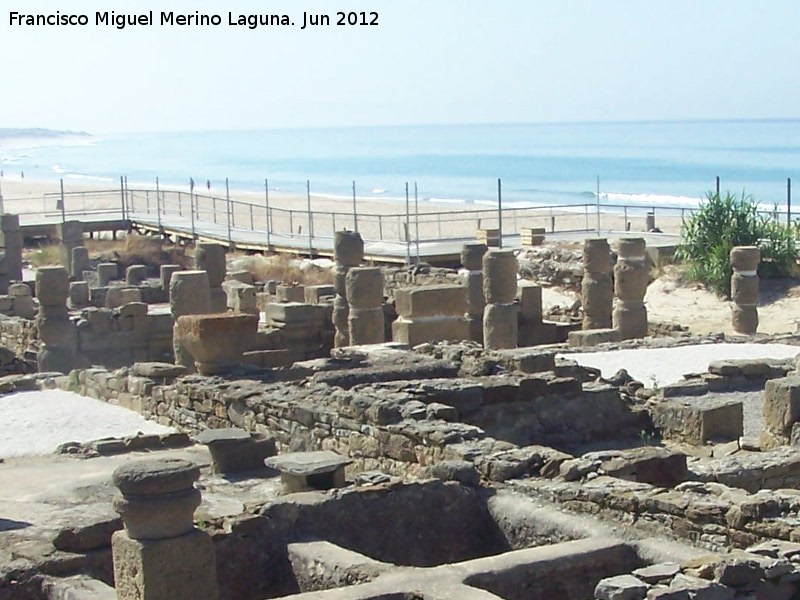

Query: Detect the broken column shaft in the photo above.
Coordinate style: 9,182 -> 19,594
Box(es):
730,245 -> 760,334
582,238 -> 613,330
612,237 -> 648,340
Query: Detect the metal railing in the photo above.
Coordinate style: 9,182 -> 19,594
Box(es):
2,178 -> 796,259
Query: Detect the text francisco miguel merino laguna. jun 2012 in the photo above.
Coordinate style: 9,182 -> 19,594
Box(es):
8,10 -> 380,30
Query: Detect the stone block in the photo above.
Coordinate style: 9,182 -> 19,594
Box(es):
460,242 -> 487,270
126,264 -> 148,286
476,228 -> 500,247
333,230 -> 364,267
169,270 -> 211,317
482,249 -> 517,304
392,316 -> 469,346
265,302 -> 321,325
226,269 -> 255,285
395,285 -> 467,318
594,574 -> 648,600
763,376 -> 800,437
599,447 -> 688,487
483,303 -> 519,350
276,284 -> 305,303
97,262 -> 119,287
345,267 -> 384,309
159,264 -> 182,290
348,307 -> 384,345
520,226 -> 546,246
653,397 -> 743,445
304,284 -> 335,304
195,429 -> 277,474
583,238 -> 612,273
174,313 -> 258,375
732,305 -> 758,335
616,237 -> 646,259
568,328 -> 620,347
57,220 -> 84,244
194,243 -> 227,287
730,245 -> 760,271
731,272 -> 759,305
222,280 -> 258,314
71,246 -> 90,281
35,266 -> 70,305
517,281 -> 542,323
461,270 -> 485,315
112,529 -> 219,600
613,300 -> 648,340
69,281 -> 90,308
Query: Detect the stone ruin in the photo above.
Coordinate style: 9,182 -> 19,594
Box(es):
6,223 -> 800,600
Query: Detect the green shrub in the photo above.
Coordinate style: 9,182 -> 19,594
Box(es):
676,191 -> 798,298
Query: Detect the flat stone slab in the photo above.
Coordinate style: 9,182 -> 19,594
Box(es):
265,451 -> 352,477
195,428 -> 251,445
131,362 -> 188,379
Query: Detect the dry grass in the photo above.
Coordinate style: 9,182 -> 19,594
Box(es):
229,253 -> 333,285
87,234 -> 190,271
25,244 -> 62,267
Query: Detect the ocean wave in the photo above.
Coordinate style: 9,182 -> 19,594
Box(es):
427,197 -> 467,204
52,164 -> 68,174
371,188 -> 386,194
600,192 -> 702,208
66,173 -> 115,183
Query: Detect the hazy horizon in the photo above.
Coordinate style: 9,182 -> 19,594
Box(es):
2,0 -> 799,133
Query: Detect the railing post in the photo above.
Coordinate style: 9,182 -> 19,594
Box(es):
213,197 -> 217,223
119,176 -> 126,221
146,190 -> 150,214
788,178 -> 792,225
249,204 -> 254,230
59,179 -> 66,224
190,187 -> 196,239
414,182 -> 420,262
178,192 -> 183,217
352,180 -> 358,232
156,177 -> 162,233
497,178 -> 503,249
226,177 -> 232,248
290,210 -> 294,235
264,178 -> 271,247
378,214 -> 383,240
306,179 -> 313,257
405,182 -> 411,264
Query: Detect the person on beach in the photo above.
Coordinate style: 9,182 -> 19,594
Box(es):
206,179 -> 211,191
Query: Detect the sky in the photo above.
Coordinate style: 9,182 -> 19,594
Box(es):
1,0 -> 799,133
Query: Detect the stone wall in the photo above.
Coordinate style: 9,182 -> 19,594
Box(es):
55,354 -> 650,480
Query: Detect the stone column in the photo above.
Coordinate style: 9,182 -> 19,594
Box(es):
71,246 -> 90,282
57,221 -> 84,278
194,243 -> 227,313
346,267 -> 384,345
730,246 -> 760,334
35,266 -> 77,373
517,281 -> 543,346
581,238 -> 613,330
460,243 -> 487,343
170,270 -> 211,370
160,264 -> 182,290
111,458 -> 219,600
482,249 -> 518,349
333,231 -> 364,347
0,214 -> 23,293
612,237 -> 648,340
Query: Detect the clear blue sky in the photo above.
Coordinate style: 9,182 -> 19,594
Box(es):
2,0 -> 798,132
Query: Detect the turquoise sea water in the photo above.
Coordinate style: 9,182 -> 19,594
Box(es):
2,120 -> 799,210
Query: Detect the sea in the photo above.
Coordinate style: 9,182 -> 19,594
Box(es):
2,119 -> 799,212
